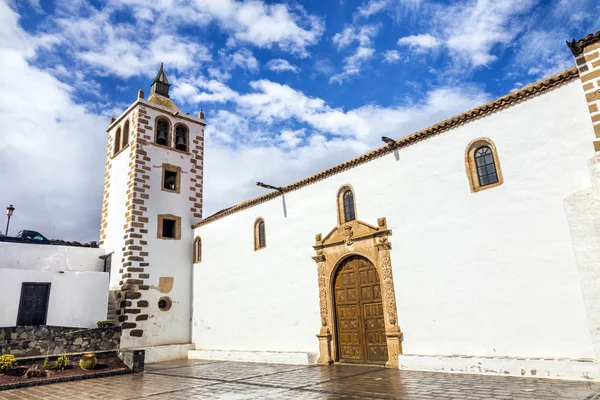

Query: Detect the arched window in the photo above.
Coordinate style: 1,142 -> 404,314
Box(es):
155,117 -> 170,147
343,191 -> 355,222
465,138 -> 503,193
114,127 -> 122,155
254,218 -> 266,250
193,237 -> 201,263
337,185 -> 357,224
122,120 -> 130,148
175,124 -> 188,152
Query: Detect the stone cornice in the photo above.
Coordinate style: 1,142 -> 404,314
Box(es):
192,67 -> 580,229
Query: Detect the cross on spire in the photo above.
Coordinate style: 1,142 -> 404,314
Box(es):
151,63 -> 171,98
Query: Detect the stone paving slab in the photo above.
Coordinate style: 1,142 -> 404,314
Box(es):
1,359 -> 600,399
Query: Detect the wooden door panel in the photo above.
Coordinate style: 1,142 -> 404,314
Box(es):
334,256 -> 388,365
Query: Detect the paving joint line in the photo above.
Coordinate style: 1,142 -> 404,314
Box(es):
143,360 -> 225,372
121,380 -> 225,400
292,366 -> 386,391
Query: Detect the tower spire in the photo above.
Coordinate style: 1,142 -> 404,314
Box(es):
151,63 -> 171,98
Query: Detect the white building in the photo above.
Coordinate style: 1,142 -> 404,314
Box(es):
0,242 -> 108,328
98,31 -> 600,378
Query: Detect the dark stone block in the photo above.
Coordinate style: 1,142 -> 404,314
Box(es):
130,329 -> 143,337
137,300 -> 149,307
135,315 -> 148,321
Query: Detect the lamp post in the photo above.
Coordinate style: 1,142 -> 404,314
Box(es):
5,205 -> 14,236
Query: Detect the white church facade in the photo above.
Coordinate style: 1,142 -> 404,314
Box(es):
97,31 -> 600,379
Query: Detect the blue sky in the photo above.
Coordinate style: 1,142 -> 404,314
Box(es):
0,0 -> 598,241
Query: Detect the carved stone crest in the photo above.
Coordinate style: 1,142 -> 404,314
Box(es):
343,224 -> 354,246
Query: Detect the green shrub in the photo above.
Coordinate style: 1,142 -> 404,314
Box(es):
0,354 -> 17,372
54,354 -> 69,371
43,357 -> 49,370
23,365 -> 46,378
96,320 -> 116,328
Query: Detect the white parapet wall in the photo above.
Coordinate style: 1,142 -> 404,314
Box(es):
398,355 -> 600,381
0,268 -> 109,328
0,242 -> 105,272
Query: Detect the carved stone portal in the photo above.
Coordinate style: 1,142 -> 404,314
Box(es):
313,217 -> 402,368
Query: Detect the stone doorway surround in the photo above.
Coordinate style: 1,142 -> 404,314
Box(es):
313,217 -> 402,368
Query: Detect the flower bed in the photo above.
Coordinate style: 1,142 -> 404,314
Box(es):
0,351 -> 130,391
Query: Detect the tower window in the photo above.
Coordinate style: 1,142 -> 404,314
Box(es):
162,219 -> 175,238
161,164 -> 181,194
114,127 -> 122,155
156,118 -> 170,147
175,125 -> 189,152
465,138 -> 503,193
157,214 -> 181,240
122,120 -> 130,147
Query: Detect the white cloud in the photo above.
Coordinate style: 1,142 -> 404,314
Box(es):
355,0 -> 390,19
397,33 -> 441,52
330,46 -> 375,84
383,50 -> 402,63
331,24 -> 380,83
279,128 -> 306,147
333,24 -> 379,49
394,0 -> 538,71
228,48 -> 260,71
195,0 -> 324,57
171,77 -> 239,104
266,58 -> 299,73
207,67 -> 232,82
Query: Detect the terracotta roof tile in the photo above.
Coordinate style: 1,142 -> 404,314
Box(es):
567,30 -> 600,55
193,67 -> 580,228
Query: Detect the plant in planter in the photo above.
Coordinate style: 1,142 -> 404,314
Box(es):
79,353 -> 97,370
0,354 -> 17,372
53,355 -> 69,371
97,320 -> 116,328
23,365 -> 46,378
43,357 -> 49,370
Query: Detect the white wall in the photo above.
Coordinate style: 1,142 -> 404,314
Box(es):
0,242 -> 105,272
0,268 -> 109,328
193,80 -> 596,361
102,127 -> 131,289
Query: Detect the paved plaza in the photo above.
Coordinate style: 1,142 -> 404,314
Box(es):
1,359 -> 600,399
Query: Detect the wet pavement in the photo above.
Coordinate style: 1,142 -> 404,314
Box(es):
1,359 -> 600,399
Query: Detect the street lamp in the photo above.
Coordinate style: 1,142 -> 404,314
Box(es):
5,205 -> 14,236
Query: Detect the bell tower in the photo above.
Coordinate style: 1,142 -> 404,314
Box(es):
99,65 -> 205,349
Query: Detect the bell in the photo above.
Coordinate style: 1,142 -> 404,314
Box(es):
176,135 -> 187,151
157,130 -> 167,146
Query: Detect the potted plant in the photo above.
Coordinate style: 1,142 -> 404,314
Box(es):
79,353 -> 97,370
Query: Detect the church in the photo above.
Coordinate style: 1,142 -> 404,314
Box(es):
98,30 -> 600,380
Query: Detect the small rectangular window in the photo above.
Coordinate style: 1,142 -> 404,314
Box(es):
161,163 -> 181,194
162,219 -> 176,238
157,214 -> 181,240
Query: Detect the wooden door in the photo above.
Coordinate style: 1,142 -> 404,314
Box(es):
17,283 -> 51,326
334,256 -> 388,364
